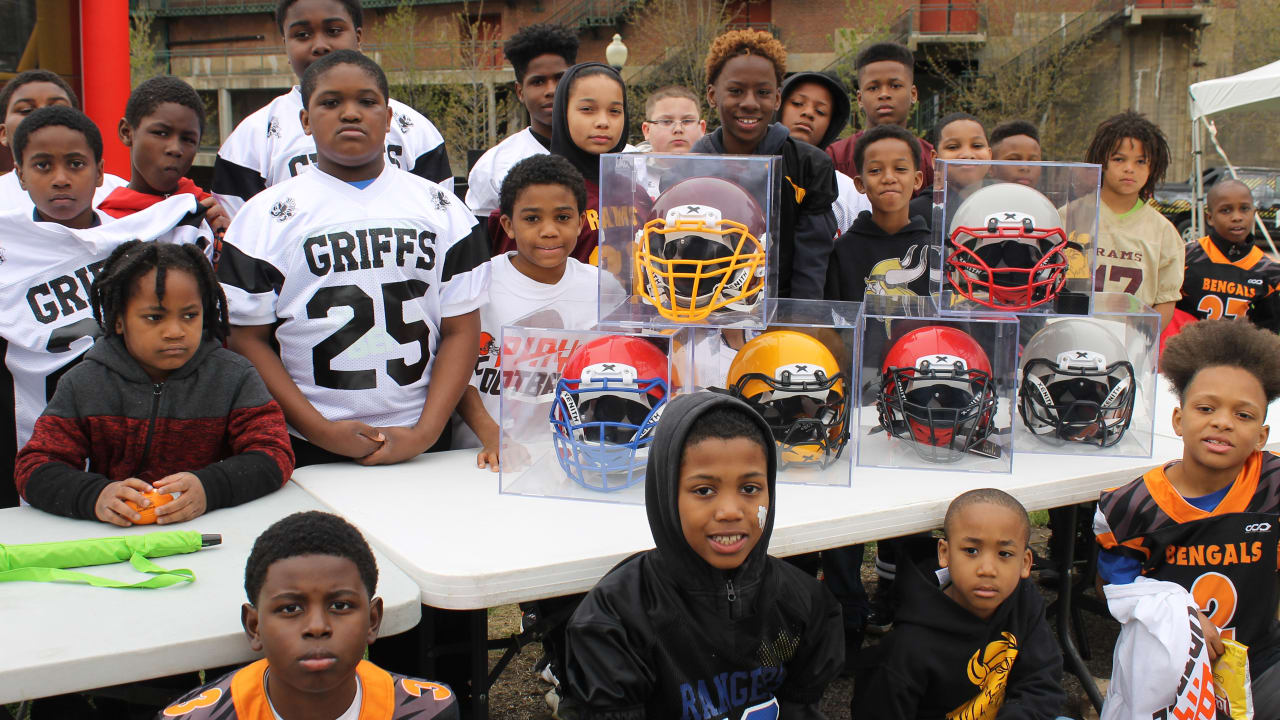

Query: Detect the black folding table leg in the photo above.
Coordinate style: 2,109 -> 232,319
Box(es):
1056,504 -> 1104,711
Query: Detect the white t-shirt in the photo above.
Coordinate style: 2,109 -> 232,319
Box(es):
452,252 -> 601,448
0,170 -> 128,214
464,127 -> 548,216
0,195 -> 211,454
833,170 -> 870,236
213,87 -> 452,219
218,165 -> 486,431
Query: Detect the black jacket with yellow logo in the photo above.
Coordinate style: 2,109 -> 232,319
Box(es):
851,559 -> 1065,719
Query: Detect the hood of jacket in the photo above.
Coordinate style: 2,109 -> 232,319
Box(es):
551,62 -> 630,185
895,555 -> 1020,639
777,71 -> 851,149
644,392 -> 778,597
847,207 -> 930,240
84,334 -> 222,385
692,122 -> 791,157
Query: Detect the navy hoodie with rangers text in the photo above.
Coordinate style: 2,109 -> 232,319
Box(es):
561,393 -> 844,720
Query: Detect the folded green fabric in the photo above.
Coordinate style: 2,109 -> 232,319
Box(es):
0,530 -> 204,589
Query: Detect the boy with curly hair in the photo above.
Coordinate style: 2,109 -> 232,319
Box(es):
465,23 -> 578,217
1095,319 -> 1280,713
693,29 -> 838,300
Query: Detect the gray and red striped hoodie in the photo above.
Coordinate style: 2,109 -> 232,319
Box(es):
15,335 -> 294,518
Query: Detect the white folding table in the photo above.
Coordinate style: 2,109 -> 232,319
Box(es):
0,483 -> 423,705
291,435 -> 1188,717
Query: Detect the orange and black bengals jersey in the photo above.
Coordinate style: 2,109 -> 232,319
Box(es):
157,659 -> 458,720
1096,451 -> 1280,661
1176,233 -> 1280,332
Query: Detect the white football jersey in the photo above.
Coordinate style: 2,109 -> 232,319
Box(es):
218,165 -> 487,431
0,195 -> 211,464
452,252 -> 601,449
834,170 -> 870,236
212,87 -> 452,218
0,170 -> 128,214
464,127 -> 549,216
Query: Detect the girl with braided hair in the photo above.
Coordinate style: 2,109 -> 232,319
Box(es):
15,240 -> 294,526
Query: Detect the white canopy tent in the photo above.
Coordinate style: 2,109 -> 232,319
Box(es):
1188,59 -> 1280,251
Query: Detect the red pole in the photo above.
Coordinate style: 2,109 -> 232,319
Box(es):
79,0 -> 131,178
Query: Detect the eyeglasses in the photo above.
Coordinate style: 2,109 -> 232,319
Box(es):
646,118 -> 700,129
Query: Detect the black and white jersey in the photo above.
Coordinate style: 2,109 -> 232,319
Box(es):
0,195 -> 210,494
464,127 -> 548,216
0,170 -> 128,213
217,165 -> 487,431
212,87 -> 452,218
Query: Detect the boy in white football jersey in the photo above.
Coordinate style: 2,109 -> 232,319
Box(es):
464,23 -> 578,218
212,0 -> 451,219
220,50 -> 485,467
0,106 -> 211,507
0,70 -> 126,212
454,154 -> 600,468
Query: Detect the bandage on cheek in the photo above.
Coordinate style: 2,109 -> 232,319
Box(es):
757,505 -> 767,529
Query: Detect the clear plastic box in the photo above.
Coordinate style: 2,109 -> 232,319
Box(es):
855,294 -> 1019,472
676,298 -> 861,487
497,319 -> 694,505
930,160 -> 1101,316
1013,292 -> 1160,458
596,152 -> 781,329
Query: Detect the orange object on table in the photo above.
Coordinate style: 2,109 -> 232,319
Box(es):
126,492 -> 176,525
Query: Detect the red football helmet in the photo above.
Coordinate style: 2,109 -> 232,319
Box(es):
634,176 -> 768,322
946,183 -> 1071,310
877,326 -> 998,463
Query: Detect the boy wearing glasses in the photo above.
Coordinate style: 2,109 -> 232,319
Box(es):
640,86 -> 705,154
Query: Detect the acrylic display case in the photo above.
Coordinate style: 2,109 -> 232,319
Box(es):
675,298 -> 861,487
930,160 -> 1101,316
497,317 -> 694,505
1012,292 -> 1160,458
596,152 -> 781,329
855,294 -> 1019,473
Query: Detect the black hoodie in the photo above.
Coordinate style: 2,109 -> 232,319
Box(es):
551,62 -> 630,186
825,211 -> 935,301
777,72 -> 851,150
693,125 -> 838,300
562,393 -> 844,720
851,559 -> 1066,720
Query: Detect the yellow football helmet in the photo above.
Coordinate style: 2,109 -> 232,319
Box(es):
726,330 -> 849,468
633,176 -> 768,323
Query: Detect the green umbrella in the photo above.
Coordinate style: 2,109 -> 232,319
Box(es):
0,530 -> 221,589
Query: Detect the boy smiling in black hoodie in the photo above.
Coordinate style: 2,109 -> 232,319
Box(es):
825,125 -> 934,300
852,489 -> 1066,719
693,30 -> 839,300
562,393 -> 844,719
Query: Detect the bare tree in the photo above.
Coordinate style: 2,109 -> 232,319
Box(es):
625,0 -> 732,131
129,3 -> 166,85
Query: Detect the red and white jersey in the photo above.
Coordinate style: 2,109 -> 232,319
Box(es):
0,170 -> 128,214
1095,451 -> 1280,656
0,195 -> 210,465
212,87 -> 452,218
217,165 -> 487,431
464,127 -> 549,216
453,252 -> 600,448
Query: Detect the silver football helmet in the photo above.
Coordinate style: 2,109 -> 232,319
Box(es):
1018,319 -> 1135,447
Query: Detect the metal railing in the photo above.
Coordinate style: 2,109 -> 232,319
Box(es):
543,0 -> 642,31
156,39 -> 506,77
995,0 -> 1127,77
137,0 -> 456,17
